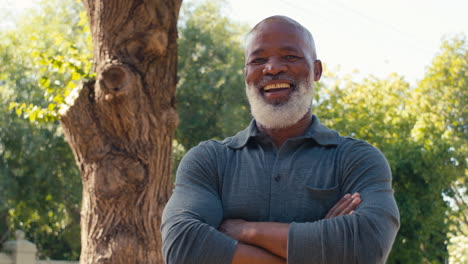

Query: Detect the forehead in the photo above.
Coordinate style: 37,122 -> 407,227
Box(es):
246,21 -> 312,57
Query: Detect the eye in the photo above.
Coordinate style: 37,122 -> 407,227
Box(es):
248,58 -> 267,65
284,55 -> 300,61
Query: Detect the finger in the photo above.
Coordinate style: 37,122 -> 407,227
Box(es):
325,194 -> 349,218
339,196 -> 361,215
219,224 -> 226,232
330,195 -> 356,217
218,221 -> 229,232
326,194 -> 351,218
338,193 -> 361,215
326,193 -> 362,218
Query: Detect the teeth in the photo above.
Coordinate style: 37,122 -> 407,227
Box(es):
263,83 -> 291,91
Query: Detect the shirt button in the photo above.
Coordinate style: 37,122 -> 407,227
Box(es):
274,175 -> 281,182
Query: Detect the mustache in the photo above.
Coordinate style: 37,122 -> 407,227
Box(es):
255,75 -> 297,88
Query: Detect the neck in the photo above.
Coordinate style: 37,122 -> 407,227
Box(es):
258,112 -> 313,148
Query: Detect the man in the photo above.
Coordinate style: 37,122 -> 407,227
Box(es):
161,16 -> 400,264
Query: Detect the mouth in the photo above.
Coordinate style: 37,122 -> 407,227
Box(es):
263,82 -> 291,92
262,82 -> 293,93
259,81 -> 294,102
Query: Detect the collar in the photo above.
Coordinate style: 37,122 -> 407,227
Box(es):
226,115 -> 341,149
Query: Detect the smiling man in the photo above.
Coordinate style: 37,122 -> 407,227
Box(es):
161,16 -> 400,264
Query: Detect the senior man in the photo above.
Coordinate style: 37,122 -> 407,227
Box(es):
161,15 -> 400,264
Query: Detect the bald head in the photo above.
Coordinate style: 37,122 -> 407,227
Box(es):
246,15 -> 318,61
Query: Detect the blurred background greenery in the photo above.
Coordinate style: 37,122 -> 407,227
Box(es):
0,0 -> 466,263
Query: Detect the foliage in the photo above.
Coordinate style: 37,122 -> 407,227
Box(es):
415,35 -> 467,263
5,0 -> 93,123
0,109 -> 82,260
448,222 -> 468,264
315,35 -> 467,263
0,0 -> 90,259
176,0 -> 251,151
415,36 -> 468,239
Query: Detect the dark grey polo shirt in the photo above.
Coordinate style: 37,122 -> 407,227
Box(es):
161,116 -> 400,264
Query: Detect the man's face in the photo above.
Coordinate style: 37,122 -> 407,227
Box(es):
244,21 -> 321,129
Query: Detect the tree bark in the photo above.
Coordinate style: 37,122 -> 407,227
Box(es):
59,0 -> 182,263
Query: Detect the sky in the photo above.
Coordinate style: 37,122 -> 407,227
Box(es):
2,0 -> 467,84
221,0 -> 468,84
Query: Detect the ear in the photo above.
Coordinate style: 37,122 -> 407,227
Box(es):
313,60 -> 322,81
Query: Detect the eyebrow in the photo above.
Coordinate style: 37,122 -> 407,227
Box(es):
249,48 -> 265,57
249,46 -> 301,57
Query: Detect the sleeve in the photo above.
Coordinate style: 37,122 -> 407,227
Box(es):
287,140 -> 400,264
161,143 -> 238,264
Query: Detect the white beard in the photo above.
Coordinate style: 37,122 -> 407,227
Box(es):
246,80 -> 314,129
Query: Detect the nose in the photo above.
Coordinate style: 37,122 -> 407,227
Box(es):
262,57 -> 287,75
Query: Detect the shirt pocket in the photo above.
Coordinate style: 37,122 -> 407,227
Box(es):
297,185 -> 340,222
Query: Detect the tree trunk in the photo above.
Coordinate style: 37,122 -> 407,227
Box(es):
59,0 -> 182,263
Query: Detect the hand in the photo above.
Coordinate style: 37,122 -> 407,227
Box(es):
220,220 -> 289,259
325,192 -> 361,219
219,219 -> 249,242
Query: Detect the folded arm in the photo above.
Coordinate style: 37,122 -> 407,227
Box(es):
232,243 -> 286,264
161,144 -> 285,264
221,141 -> 400,264
220,193 -> 361,259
